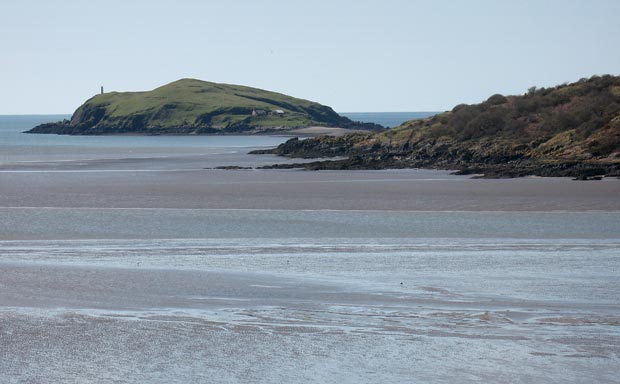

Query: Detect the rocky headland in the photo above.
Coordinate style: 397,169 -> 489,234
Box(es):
252,75 -> 620,179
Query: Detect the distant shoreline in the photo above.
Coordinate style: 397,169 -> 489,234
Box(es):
21,126 -> 366,138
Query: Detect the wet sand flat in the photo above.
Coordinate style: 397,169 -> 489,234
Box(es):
2,258 -> 619,384
1,151 -> 619,211
1,147 -> 620,383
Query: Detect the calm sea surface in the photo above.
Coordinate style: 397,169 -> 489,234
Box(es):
1,114 -> 619,383
0,115 -> 288,163
341,111 -> 437,127
0,113 -> 431,163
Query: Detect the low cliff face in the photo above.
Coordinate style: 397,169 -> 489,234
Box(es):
255,75 -> 620,178
27,79 -> 382,135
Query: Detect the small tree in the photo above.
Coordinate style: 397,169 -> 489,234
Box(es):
486,94 -> 508,106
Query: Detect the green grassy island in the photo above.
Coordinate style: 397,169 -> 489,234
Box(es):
27,79 -> 381,135
255,75 -> 620,179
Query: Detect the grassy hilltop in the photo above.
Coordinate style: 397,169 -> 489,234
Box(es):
258,75 -> 620,179
28,79 -> 380,135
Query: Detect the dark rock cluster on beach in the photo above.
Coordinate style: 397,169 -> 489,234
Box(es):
253,137 -> 620,179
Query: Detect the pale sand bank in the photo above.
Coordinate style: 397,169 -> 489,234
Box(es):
287,126 -> 369,136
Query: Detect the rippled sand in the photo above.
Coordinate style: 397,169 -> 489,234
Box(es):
2,237 -> 620,383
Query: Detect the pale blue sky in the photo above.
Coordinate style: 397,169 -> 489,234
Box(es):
2,0 -> 619,114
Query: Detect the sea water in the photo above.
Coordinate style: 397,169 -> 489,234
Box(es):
341,111 -> 437,127
0,113 -> 431,163
0,115 -> 288,164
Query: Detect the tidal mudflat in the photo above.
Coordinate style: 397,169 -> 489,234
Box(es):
1,127 -> 619,383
